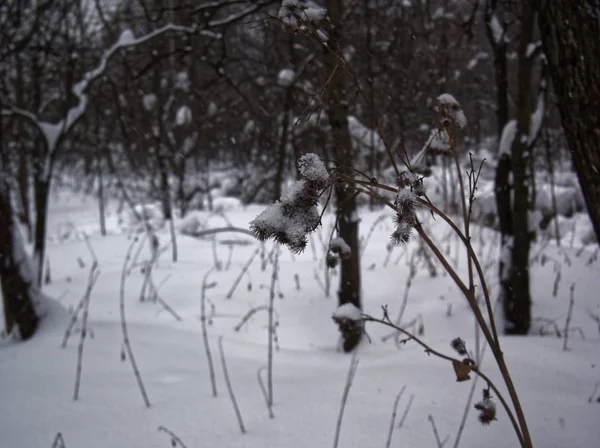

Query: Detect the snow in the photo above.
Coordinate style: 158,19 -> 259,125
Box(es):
279,0 -> 327,30
498,120 -> 517,156
488,14 -> 505,45
142,93 -> 157,111
277,68 -> 296,87
2,187 -> 600,448
333,303 -> 362,321
424,128 -> 451,152
437,93 -> 467,129
529,93 -> 545,144
330,237 -> 351,257
297,153 -> 328,186
466,52 -> 489,70
175,105 -> 192,126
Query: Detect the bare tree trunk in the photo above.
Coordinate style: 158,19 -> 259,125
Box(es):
17,151 -> 32,242
32,171 -> 50,288
326,0 -> 362,352
538,0 -> 600,243
0,179 -> 39,339
506,2 -> 535,335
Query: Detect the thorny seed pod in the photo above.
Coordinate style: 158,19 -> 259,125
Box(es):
474,398 -> 497,425
451,337 -> 468,356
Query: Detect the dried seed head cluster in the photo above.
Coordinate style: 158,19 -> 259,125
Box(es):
250,153 -> 328,253
451,337 -> 468,356
474,389 -> 497,425
391,172 -> 426,245
437,93 -> 468,130
410,93 -> 467,174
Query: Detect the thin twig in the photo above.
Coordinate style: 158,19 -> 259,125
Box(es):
563,283 -> 575,351
73,263 -> 100,401
120,237 -> 151,408
267,246 -> 280,415
218,337 -> 246,434
201,268 -> 218,397
226,247 -> 259,299
257,366 -> 274,418
157,425 -> 188,448
397,394 -> 414,428
333,353 -> 359,448
51,432 -> 66,448
385,386 -> 406,448
428,414 -> 447,448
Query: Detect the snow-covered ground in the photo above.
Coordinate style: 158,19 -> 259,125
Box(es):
1,188 -> 599,447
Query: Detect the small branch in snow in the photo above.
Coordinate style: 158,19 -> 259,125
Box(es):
218,337 -> 247,434
119,237 -> 151,408
157,425 -> 188,448
397,394 -> 415,429
385,386 -> 406,448
73,263 -> 100,401
200,269 -> 218,397
267,247 -> 280,416
332,353 -> 359,448
51,432 -> 67,448
563,283 -> 575,351
428,414 -> 448,448
257,366 -> 274,419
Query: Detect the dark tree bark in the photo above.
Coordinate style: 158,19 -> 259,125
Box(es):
0,179 -> 39,340
484,0 -> 509,135
538,0 -> 600,243
490,1 -> 537,334
325,0 -> 362,352
505,2 -> 535,334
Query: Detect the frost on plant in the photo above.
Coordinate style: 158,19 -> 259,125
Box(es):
250,153 -> 328,253
391,171 -> 425,245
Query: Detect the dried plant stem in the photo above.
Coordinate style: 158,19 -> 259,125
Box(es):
428,414 -> 447,448
588,382 -> 599,403
120,237 -> 151,408
267,246 -> 280,414
352,186 -> 531,446
397,394 -> 414,428
563,283 -> 575,351
393,253 -> 416,347
363,312 -> 524,447
218,337 -> 246,434
333,354 -> 359,448
201,268 -> 217,397
73,263 -> 100,401
157,425 -> 188,448
385,386 -> 406,448
233,306 -> 280,332
454,341 -> 489,448
226,247 -> 259,299
257,366 -> 274,418
51,432 -> 66,448
211,236 -> 222,270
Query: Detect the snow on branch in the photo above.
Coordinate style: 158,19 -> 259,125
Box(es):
1,23 -> 214,180
250,153 -> 328,253
278,0 -> 327,30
